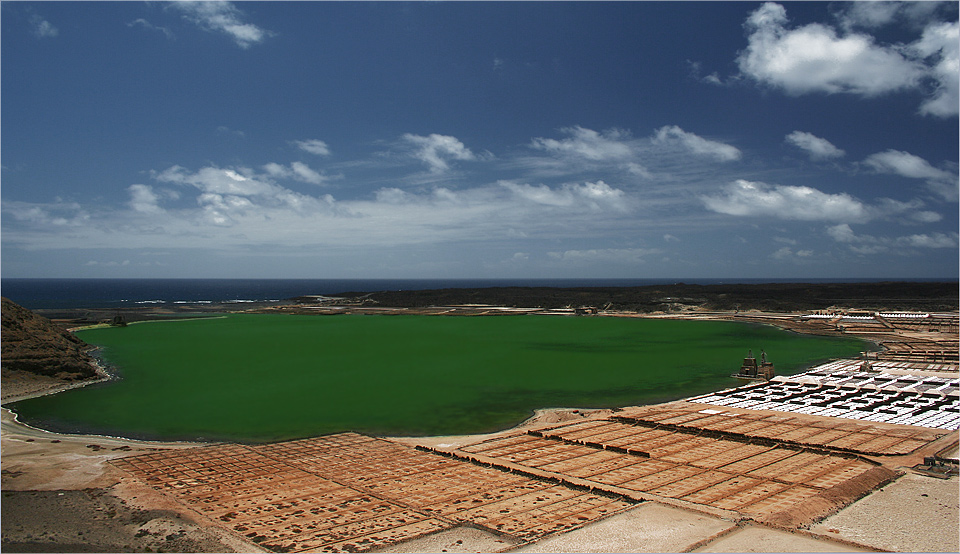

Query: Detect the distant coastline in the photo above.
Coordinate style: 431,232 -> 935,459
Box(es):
3,277 -> 957,312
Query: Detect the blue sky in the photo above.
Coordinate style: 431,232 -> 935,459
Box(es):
2,1 -> 958,279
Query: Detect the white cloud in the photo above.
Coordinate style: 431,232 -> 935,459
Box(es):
4,160 -> 650,255
531,126 -> 633,161
702,179 -> 867,222
156,166 -> 272,197
826,223 -> 858,243
150,165 -> 339,227
862,149 -> 958,200
500,180 -> 627,212
30,14 -> 58,38
2,200 -> 89,228
294,139 -> 331,156
215,126 -> 245,138
827,223 -> 958,253
128,18 -> 174,40
771,246 -> 813,260
289,162 -> 327,185
737,3 -> 959,117
128,185 -> 164,214
837,1 -> 903,30
652,126 -> 741,162
85,260 -> 131,267
547,248 -> 661,264
838,1 -> 947,31
704,178 -> 945,224
899,233 -> 959,248
401,133 -> 477,173
784,131 -> 845,160
262,161 -> 330,186
687,60 -> 725,86
738,2 -> 924,97
172,1 -> 270,49
909,21 -> 960,117
870,198 -> 942,223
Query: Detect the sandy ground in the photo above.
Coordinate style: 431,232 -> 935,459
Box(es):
514,503 -> 735,553
691,525 -> 871,553
810,473 -> 960,553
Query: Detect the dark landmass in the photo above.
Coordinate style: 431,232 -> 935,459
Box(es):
1,297 -> 97,380
12,282 -> 959,331
328,281 -> 959,313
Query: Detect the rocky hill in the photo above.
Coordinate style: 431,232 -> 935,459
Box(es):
1,297 -> 97,380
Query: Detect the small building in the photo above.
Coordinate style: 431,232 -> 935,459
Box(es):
733,349 -> 775,381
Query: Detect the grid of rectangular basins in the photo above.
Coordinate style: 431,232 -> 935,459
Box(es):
112,433 -> 635,553
688,363 -> 959,430
457,418 -> 884,518
615,404 -> 944,455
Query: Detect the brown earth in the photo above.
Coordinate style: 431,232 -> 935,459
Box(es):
1,297 -> 98,382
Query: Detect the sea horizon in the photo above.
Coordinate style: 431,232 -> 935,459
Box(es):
2,276 -> 957,311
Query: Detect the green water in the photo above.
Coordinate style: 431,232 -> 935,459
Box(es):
9,314 -> 867,442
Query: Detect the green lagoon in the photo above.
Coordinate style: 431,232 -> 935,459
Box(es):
10,314 -> 868,442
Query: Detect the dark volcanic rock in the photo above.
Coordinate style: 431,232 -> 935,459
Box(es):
1,297 -> 97,379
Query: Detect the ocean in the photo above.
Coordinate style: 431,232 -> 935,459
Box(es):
1,277 -> 953,311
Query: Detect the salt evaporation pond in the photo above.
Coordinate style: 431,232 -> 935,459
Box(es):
10,314 -> 868,442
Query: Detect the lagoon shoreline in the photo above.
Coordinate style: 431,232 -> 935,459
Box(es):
2,298 -> 957,553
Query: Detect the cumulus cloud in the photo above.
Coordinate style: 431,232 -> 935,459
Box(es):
837,1 -> 947,31
871,197 -> 942,223
738,2 -> 924,96
3,158 -> 650,255
172,1 -> 270,49
29,14 -> 58,38
547,248 -> 661,264
531,126 -> 633,161
128,185 -> 165,214
2,200 -> 89,228
128,18 -> 174,40
737,2 -> 958,117
863,149 -> 958,200
702,179 -> 868,222
771,246 -> 814,260
705,179 -> 945,224
500,180 -> 627,212
827,223 -> 958,254
152,165 -> 337,226
909,21 -> 960,117
293,139 -> 331,156
262,161 -> 330,186
653,126 -> 741,162
785,131 -> 845,160
401,133 -> 477,173
836,1 -> 904,30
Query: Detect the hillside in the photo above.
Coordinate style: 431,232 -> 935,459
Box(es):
1,297 -> 97,380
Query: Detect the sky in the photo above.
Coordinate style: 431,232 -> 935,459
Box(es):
2,1 -> 958,280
